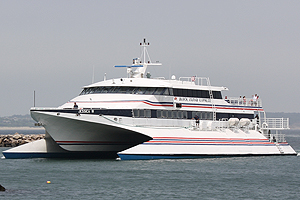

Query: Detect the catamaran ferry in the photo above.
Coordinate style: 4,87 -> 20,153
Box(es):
3,39 -> 296,159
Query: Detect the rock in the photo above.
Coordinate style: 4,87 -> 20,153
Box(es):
0,184 -> 5,191
19,140 -> 27,145
11,140 -> 18,147
13,134 -> 22,140
24,139 -> 31,143
0,134 -> 45,147
31,135 -> 38,140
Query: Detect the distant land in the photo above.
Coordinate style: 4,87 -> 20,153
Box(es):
0,115 -> 36,128
0,113 -> 300,129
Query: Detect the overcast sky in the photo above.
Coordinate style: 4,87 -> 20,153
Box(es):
1,0 -> 300,117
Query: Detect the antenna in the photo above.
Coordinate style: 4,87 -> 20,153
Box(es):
92,65 -> 95,83
33,90 -> 36,107
140,38 -> 151,64
115,39 -> 161,78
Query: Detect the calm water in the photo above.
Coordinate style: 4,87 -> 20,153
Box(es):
1,130 -> 300,200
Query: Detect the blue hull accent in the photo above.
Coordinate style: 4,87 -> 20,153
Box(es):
3,152 -> 118,159
3,152 -> 65,159
118,154 -> 222,160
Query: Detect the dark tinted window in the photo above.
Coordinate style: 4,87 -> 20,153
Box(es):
212,91 -> 222,99
79,86 -> 221,99
201,90 -> 210,98
173,88 -> 217,99
187,90 -> 193,97
173,89 -> 182,96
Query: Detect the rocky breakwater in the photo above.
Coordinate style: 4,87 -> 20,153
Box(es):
0,133 -> 45,147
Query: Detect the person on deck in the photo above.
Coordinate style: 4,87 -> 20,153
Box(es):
238,96 -> 242,105
73,102 -> 78,109
193,115 -> 200,127
253,94 -> 258,106
243,96 -> 246,105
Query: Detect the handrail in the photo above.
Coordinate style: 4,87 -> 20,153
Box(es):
153,77 -> 166,80
260,118 -> 289,130
179,77 -> 209,86
225,97 -> 262,107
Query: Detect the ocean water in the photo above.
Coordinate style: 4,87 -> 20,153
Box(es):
1,130 -> 300,200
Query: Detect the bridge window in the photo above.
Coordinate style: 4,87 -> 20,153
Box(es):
144,87 -> 157,95
153,88 -> 166,95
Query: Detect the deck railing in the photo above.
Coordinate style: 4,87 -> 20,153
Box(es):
260,118 -> 289,130
262,130 -> 286,143
179,77 -> 210,86
225,97 -> 262,107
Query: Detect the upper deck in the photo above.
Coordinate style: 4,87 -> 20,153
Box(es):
225,96 -> 262,107
84,76 -> 226,91
62,38 -> 262,111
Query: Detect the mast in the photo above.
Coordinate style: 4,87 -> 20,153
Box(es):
140,38 -> 151,64
115,38 -> 161,78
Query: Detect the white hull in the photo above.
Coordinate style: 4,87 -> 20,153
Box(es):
30,110 -> 151,153
2,131 -> 68,158
118,129 -> 297,160
4,110 -> 296,159
2,131 -> 125,159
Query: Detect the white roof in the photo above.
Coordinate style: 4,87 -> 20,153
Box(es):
84,77 -> 227,91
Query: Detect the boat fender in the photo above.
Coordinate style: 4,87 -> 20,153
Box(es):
239,118 -> 251,127
228,118 -> 239,127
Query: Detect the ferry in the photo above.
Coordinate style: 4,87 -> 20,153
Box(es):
3,39 -> 296,159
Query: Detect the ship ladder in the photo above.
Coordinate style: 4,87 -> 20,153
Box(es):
275,143 -> 284,154
207,77 -> 216,121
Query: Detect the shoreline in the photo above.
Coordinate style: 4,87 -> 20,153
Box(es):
0,127 -> 44,130
0,133 -> 45,147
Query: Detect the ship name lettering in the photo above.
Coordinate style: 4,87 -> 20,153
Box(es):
79,109 -> 91,113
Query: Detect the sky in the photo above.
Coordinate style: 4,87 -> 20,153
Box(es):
1,0 -> 300,117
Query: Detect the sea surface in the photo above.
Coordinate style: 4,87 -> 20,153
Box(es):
1,129 -> 300,200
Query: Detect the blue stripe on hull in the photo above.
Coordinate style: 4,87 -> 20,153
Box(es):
118,154 -> 222,160
3,152 -> 64,159
3,152 -> 118,159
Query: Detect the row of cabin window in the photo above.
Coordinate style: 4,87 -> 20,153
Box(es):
80,86 -> 222,99
80,87 -> 170,96
173,89 -> 222,99
133,109 -> 213,120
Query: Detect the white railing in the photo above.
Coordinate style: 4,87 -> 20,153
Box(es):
225,97 -> 262,107
112,117 -> 192,128
260,118 -> 289,130
262,131 -> 286,143
153,77 -> 166,80
179,77 -> 210,86
189,120 -> 243,131
270,132 -> 286,143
